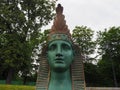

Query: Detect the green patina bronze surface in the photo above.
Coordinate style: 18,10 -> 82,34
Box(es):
47,40 -> 74,90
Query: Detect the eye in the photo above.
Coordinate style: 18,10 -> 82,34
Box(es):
62,43 -> 71,50
48,44 -> 56,51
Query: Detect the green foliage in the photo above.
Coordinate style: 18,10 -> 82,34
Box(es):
97,26 -> 120,72
0,80 -> 35,86
39,29 -> 50,45
97,27 -> 120,57
97,58 -> 115,86
72,26 -> 96,62
0,0 -> 57,84
0,84 -> 35,90
97,26 -> 120,87
84,62 -> 103,87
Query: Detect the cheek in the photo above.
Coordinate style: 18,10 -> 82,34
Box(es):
65,53 -> 74,62
47,54 -> 53,66
47,52 -> 55,62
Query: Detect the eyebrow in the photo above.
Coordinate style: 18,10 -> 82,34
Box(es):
62,42 -> 71,47
48,42 -> 56,47
48,41 -> 72,48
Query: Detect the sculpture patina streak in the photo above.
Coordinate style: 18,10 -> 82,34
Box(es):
36,4 -> 86,90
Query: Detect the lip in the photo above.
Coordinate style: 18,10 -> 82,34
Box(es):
55,58 -> 64,63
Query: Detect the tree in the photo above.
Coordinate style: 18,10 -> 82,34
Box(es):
97,26 -> 120,87
72,26 -> 96,62
97,56 -> 116,86
0,0 -> 57,84
84,62 -> 103,87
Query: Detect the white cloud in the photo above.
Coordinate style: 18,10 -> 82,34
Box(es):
42,0 -> 120,32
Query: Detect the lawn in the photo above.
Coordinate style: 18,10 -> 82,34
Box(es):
0,84 -> 35,90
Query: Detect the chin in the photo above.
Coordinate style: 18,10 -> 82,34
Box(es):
53,64 -> 68,72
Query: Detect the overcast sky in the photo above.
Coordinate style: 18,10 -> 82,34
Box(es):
43,0 -> 120,32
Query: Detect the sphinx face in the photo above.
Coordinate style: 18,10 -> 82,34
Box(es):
47,40 -> 74,72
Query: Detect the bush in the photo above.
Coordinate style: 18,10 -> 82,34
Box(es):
0,80 -> 35,86
0,84 -> 35,90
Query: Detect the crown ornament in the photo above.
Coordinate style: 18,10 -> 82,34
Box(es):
48,4 -> 72,43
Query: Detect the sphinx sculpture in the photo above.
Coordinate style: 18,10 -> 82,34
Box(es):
36,4 -> 86,90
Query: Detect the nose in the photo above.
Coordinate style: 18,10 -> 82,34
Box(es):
56,53 -> 63,57
56,46 -> 63,57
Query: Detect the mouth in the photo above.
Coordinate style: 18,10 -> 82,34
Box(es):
55,58 -> 64,63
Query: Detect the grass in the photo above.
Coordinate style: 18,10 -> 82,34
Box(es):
0,84 -> 35,90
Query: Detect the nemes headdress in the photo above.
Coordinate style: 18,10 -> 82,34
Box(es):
36,4 -> 86,90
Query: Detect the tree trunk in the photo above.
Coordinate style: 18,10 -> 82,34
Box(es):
111,59 -> 118,87
23,76 -> 27,85
6,68 -> 14,84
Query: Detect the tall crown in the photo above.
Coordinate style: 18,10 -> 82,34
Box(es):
48,4 -> 72,43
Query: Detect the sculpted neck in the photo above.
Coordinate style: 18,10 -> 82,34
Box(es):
48,69 -> 72,90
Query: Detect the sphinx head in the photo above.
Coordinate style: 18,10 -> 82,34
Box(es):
47,38 -> 74,72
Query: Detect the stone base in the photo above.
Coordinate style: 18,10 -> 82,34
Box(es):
86,87 -> 120,90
